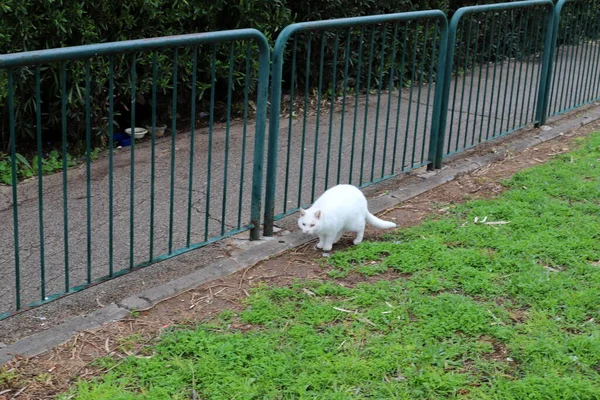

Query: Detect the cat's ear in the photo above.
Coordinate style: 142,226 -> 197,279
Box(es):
299,208 -> 306,216
314,210 -> 321,219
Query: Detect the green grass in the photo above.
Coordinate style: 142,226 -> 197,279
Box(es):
62,134 -> 600,399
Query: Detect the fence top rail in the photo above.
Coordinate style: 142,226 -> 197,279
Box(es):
0,28 -> 269,68
273,10 -> 448,53
450,0 -> 554,28
554,0 -> 582,15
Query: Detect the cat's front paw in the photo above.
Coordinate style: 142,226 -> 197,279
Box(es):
353,238 -> 362,245
316,241 -> 324,249
322,244 -> 333,251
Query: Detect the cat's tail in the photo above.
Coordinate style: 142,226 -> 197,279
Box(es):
365,212 -> 397,229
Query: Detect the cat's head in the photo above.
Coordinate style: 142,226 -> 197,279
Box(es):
297,208 -> 322,234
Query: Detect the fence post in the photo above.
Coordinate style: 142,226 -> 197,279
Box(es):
431,10 -> 461,169
427,15 -> 449,170
263,25 -> 294,237
535,2 -> 558,127
249,33 -> 271,240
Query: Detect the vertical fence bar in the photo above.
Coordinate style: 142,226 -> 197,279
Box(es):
325,33 -> 339,190
471,14 -> 487,146
562,2 -> 578,110
411,20 -> 429,167
85,61 -> 92,281
547,5 -> 562,117
458,17 -> 474,150
556,10 -> 573,113
422,21 -> 438,162
311,35 -> 326,201
298,34 -> 311,208
556,4 -> 575,116
204,47 -> 216,242
149,52 -> 158,261
35,67 -> 46,300
519,12 -> 534,127
360,28 -> 376,185
186,47 -> 198,246
60,63 -> 70,290
168,48 -> 178,253
8,69 -> 20,310
392,23 -> 410,173
513,9 -> 529,127
401,23 -> 419,171
445,19 -> 464,154
237,44 -> 251,229
460,17 -> 475,149
221,45 -> 234,236
283,38 -> 297,214
382,23 -> 399,176
527,12 -> 544,124
566,2 -> 585,110
349,27 -> 365,184
478,16 -> 493,143
370,26 -> 387,182
337,29 -> 352,185
108,58 -> 115,278
505,10 -> 521,133
463,16 -> 478,149
129,55 -> 136,269
493,12 -> 509,137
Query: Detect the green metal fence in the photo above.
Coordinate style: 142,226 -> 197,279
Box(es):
2,2 -> 600,321
434,0 -> 555,163
0,30 -> 269,319
541,0 -> 600,120
263,11 -> 448,234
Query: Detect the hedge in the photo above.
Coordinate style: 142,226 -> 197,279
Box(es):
0,0 -> 583,152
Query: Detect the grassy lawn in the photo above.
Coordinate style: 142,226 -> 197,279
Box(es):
62,134 -> 600,399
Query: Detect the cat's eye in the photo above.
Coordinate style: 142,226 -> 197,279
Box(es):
302,223 -> 306,226
310,223 -> 315,227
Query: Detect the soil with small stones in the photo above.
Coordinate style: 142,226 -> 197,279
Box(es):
1,120 -> 599,399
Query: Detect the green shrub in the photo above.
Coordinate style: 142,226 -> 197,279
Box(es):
0,0 -> 292,149
0,0 -> 595,157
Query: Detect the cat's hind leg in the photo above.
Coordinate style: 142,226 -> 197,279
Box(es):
353,227 -> 364,245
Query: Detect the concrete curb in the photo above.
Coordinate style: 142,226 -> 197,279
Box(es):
1,107 -> 598,365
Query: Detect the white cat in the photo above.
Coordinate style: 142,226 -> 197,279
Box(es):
297,184 -> 396,251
